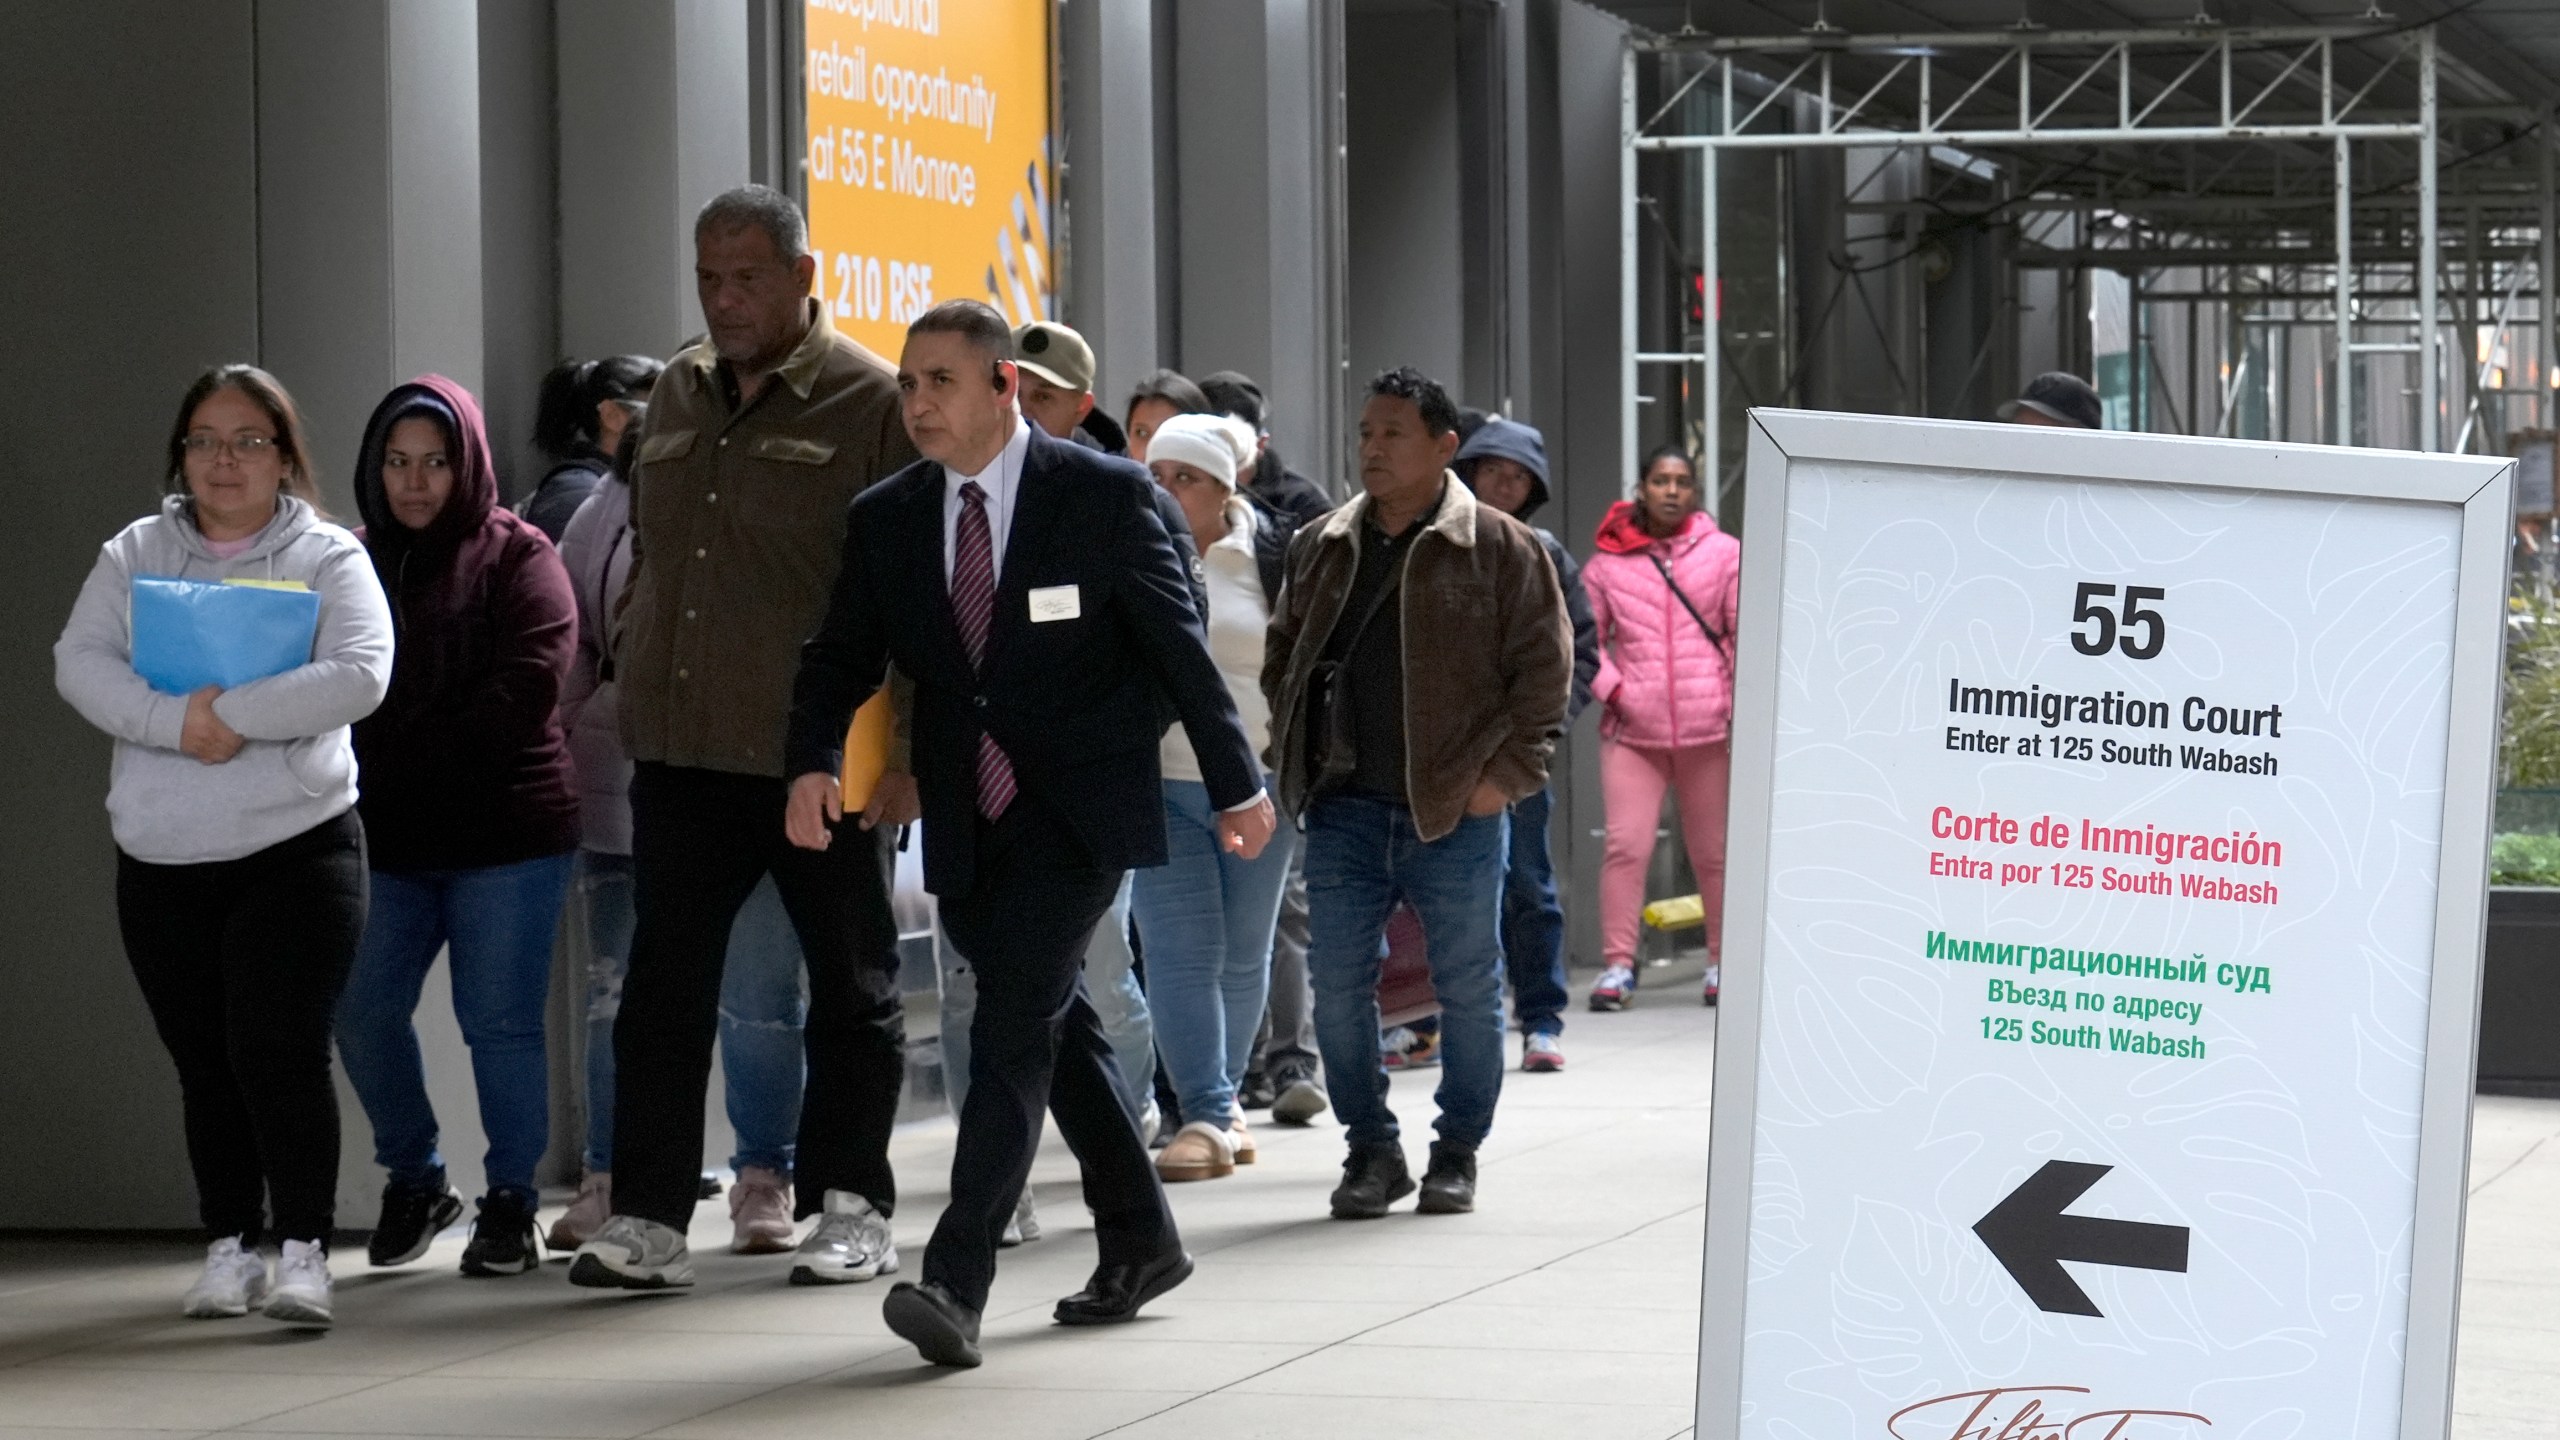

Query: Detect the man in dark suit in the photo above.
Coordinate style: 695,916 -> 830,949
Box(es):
783,299 -> 1276,1368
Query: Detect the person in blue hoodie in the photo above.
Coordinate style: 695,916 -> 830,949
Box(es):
1452,416 -> 1599,1072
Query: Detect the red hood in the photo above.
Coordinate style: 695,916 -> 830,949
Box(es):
1595,499 -> 1718,554
353,373 -> 499,558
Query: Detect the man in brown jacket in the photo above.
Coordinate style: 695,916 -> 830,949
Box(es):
570,185 -> 920,1294
1262,366 -> 1571,1221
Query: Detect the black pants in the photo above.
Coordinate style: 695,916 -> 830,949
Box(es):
116,811 -> 368,1245
930,800 -> 1177,1313
614,763 -> 905,1229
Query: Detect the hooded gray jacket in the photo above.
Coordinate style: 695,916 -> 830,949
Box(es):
55,495 -> 395,864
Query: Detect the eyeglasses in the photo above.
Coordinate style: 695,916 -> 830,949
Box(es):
183,434 -> 279,461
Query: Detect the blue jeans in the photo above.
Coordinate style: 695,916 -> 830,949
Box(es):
337,852 -> 574,1199
1304,797 -> 1510,1150
940,870 -> 1153,1123
577,852 -> 807,1175
1130,779 -> 1297,1126
1503,786 -> 1569,1037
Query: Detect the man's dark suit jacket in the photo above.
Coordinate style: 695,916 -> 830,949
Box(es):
786,422 -> 1262,898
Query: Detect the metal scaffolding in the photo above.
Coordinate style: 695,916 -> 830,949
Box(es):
1620,18 -> 2558,511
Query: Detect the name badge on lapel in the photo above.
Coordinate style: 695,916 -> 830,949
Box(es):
1028,585 -> 1082,622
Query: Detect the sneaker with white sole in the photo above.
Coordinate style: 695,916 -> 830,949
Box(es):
790,1190 -> 897,1284
181,1236 -> 269,1319
1589,964 -> 1636,1011
547,1171 -> 610,1251
730,1166 -> 796,1255
1522,1032 -> 1566,1073
568,1214 -> 695,1290
1702,959 -> 1721,1007
262,1239 -> 332,1326
999,1187 -> 1041,1248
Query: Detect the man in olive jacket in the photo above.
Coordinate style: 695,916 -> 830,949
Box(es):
1262,366 -> 1571,1222
573,185 -> 919,1294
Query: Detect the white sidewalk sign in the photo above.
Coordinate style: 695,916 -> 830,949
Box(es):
1697,411 -> 2512,1440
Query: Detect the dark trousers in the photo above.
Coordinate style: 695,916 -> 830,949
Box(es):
613,763 -> 905,1230
1502,786 -> 1570,1036
116,811 -> 368,1245
930,801 -> 1178,1313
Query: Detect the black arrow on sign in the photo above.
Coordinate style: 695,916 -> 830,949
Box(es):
1973,1160 -> 2190,1318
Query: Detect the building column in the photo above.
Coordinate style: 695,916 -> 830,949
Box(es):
1060,0 -> 1162,409
556,0 -> 753,364
256,0 -> 486,512
1173,0 -> 1345,487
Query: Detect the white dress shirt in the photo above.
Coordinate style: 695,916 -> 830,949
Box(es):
941,415 -> 1032,588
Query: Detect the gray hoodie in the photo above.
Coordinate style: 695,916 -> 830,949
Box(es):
55,495 -> 395,864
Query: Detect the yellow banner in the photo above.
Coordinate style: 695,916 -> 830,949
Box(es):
802,0 -> 1055,361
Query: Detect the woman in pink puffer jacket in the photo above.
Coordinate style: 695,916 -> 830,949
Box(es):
1581,445 -> 1740,1008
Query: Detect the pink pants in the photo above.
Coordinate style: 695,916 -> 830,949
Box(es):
1599,738 -> 1732,969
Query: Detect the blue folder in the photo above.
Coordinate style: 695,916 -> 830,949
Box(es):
130,576 -> 322,695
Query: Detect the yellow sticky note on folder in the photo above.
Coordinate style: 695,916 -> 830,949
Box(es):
839,690 -> 894,810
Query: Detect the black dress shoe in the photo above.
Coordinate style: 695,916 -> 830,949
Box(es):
1054,1248 -> 1194,1326
882,1281 -> 982,1368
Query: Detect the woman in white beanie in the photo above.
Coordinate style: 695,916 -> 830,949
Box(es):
1132,413 -> 1304,1183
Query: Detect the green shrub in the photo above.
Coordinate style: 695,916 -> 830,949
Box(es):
2491,832 -> 2560,887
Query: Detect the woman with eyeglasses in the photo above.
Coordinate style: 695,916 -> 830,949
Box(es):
54,366 -> 394,1326
334,376 -> 580,1280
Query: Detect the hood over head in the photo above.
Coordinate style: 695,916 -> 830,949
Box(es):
1595,497 -> 1718,554
1452,416 -> 1552,518
353,374 -> 498,557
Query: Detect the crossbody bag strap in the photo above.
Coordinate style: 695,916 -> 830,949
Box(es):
1649,550 -> 1725,651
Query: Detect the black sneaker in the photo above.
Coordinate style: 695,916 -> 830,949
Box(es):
1329,1142 -> 1415,1220
460,1189 -> 542,1276
368,1180 -> 464,1267
1416,1141 -> 1477,1214
1238,1068 -> 1277,1111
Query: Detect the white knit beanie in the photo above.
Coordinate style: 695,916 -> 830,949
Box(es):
1145,413 -> 1256,491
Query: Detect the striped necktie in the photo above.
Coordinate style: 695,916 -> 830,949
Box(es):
952,481 -> 1017,819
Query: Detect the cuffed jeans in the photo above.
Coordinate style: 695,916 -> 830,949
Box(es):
1502,786 -> 1570,1036
1304,796 -> 1510,1150
337,851 -> 574,1200
940,870 -> 1152,1125
1130,778 -> 1296,1126
578,852 -> 807,1176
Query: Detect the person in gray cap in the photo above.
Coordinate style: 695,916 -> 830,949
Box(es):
1453,416 -> 1598,1073
1998,371 -> 2104,430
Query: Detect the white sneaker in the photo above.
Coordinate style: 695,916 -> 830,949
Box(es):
262,1239 -> 333,1326
999,1187 -> 1041,1248
791,1190 -> 898,1285
182,1237 -> 270,1319
568,1214 -> 695,1290
1139,1098 -> 1163,1148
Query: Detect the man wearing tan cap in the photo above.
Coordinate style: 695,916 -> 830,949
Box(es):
1012,321 -> 1128,455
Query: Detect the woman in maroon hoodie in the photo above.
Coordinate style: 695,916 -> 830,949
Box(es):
335,376 -> 579,1278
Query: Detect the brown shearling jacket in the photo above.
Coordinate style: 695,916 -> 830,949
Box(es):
1262,474 -> 1571,842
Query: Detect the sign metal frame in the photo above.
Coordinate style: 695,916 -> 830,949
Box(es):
1695,408 -> 2515,1440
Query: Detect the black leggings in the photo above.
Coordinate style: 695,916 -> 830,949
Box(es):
117,811 -> 368,1245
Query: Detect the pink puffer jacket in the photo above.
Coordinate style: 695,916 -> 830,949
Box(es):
1584,503 -> 1740,750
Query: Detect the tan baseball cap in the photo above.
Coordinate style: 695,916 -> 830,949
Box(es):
1011,321 -> 1096,394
